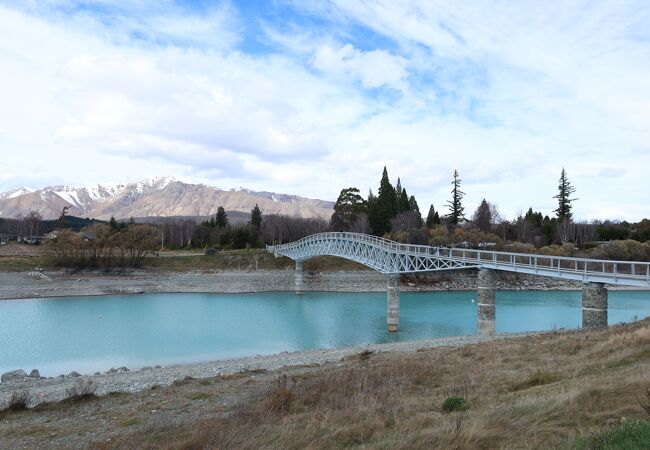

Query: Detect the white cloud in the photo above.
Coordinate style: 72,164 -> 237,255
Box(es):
312,43 -> 407,89
0,1 -> 649,221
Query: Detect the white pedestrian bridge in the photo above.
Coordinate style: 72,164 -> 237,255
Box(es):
267,232 -> 650,332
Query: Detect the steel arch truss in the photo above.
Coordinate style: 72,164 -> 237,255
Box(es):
267,232 -> 475,274
267,232 -> 650,287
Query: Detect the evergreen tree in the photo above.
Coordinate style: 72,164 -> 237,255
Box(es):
373,166 -> 397,236
398,187 -> 411,213
215,206 -> 228,228
109,216 -> 118,230
408,195 -> 421,220
446,170 -> 465,224
473,199 -> 492,232
554,168 -> 577,221
250,204 -> 262,230
425,204 -> 441,227
209,216 -> 216,227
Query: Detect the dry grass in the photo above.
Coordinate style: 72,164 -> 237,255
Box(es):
4,319 -> 650,449
116,318 -> 650,450
1,390 -> 29,413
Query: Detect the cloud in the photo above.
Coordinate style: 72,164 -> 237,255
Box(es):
312,43 -> 407,89
0,1 -> 649,221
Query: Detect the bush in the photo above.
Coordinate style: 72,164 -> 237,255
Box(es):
442,396 -> 468,412
204,247 -> 217,255
266,375 -> 294,414
45,224 -> 159,269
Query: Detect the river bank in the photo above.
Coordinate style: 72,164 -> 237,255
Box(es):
0,268 -> 587,301
2,319 -> 649,449
0,331 -> 532,408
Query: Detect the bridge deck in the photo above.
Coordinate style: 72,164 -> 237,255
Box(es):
267,232 -> 650,287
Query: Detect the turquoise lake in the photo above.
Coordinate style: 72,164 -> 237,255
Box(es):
1,290 -> 649,376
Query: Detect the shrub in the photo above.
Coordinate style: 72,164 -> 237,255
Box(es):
442,396 -> 468,412
204,247 -> 217,255
266,375 -> 294,414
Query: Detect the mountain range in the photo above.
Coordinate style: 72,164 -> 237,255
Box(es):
0,177 -> 334,221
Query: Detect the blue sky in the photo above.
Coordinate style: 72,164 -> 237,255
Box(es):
0,0 -> 649,220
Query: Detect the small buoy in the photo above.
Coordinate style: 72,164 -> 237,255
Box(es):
470,299 -> 475,303
98,314 -> 103,319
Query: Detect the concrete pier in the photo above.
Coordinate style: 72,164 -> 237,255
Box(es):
295,260 -> 304,295
387,274 -> 400,332
477,268 -> 496,335
582,282 -> 608,330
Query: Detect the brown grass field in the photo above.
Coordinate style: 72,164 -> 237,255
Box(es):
2,318 -> 650,449
0,245 -> 366,272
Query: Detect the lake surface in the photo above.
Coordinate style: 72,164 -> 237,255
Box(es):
1,290 -> 649,376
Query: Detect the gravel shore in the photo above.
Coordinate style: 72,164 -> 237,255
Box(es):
0,268 -> 585,301
0,331 -> 536,408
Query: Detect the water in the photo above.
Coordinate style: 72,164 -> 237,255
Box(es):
1,290 -> 649,376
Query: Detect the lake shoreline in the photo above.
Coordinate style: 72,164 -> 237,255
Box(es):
0,268 -> 601,301
0,330 -> 539,408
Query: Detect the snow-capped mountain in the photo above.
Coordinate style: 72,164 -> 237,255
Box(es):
0,177 -> 334,220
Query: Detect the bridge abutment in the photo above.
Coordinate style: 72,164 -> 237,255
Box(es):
477,268 -> 496,335
295,260 -> 304,295
387,274 -> 400,332
582,282 -> 608,330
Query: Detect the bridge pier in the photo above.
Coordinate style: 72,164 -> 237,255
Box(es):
477,268 -> 496,335
387,274 -> 400,332
295,260 -> 304,295
582,282 -> 608,330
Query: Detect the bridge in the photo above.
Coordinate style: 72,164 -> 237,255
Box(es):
267,232 -> 650,333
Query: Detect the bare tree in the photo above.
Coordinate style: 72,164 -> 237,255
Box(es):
22,211 -> 42,237
350,213 -> 371,234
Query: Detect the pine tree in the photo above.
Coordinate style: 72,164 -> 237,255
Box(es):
473,199 -> 492,232
373,167 -> 397,236
399,187 -> 411,213
426,204 -> 441,227
446,170 -> 465,225
554,168 -> 577,221
250,204 -> 262,230
215,206 -> 228,228
109,216 -> 118,230
408,195 -> 421,219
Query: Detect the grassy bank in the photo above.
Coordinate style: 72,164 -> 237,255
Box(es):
0,248 -> 369,272
2,319 -> 650,449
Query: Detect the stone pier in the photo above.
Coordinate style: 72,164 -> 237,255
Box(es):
295,260 -> 304,295
582,282 -> 608,330
477,268 -> 496,335
387,274 -> 400,332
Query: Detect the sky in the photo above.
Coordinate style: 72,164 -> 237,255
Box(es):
0,1 -> 649,221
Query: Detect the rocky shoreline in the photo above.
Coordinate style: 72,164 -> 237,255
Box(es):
0,268 -> 586,301
0,331 -> 536,408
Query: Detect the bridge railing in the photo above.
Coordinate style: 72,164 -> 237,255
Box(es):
268,232 -> 650,283
441,247 -> 650,282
